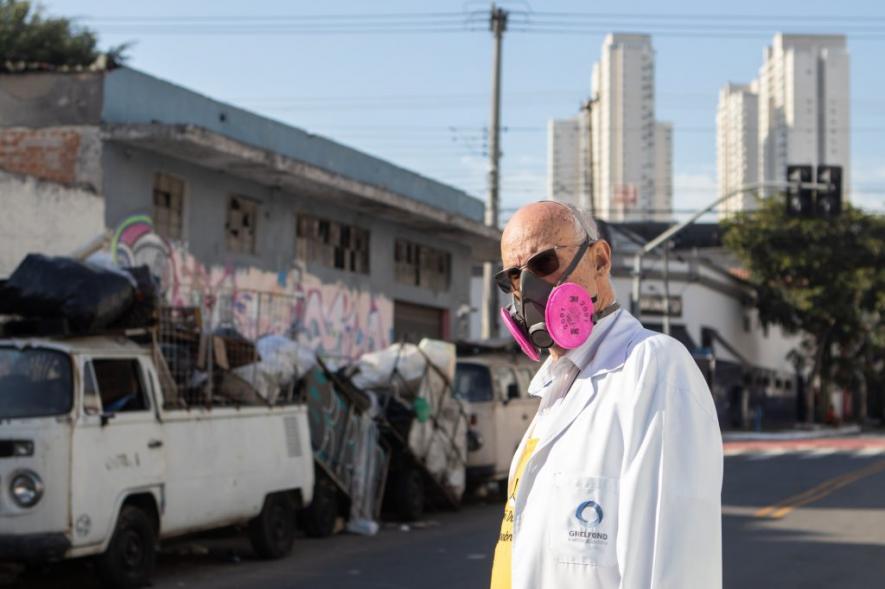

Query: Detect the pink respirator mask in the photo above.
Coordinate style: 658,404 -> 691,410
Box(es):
499,232 -> 618,361
500,276 -> 597,362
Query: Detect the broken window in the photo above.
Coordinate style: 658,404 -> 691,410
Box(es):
296,214 -> 369,274
152,172 -> 185,240
394,239 -> 451,291
88,359 -> 149,413
226,195 -> 258,254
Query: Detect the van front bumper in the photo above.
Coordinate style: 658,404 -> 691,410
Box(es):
0,533 -> 70,562
466,464 -> 496,483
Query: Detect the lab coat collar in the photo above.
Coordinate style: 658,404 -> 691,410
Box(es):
527,306 -> 623,399
522,309 -> 644,465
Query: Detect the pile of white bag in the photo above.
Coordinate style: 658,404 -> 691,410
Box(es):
234,335 -> 317,404
351,338 -> 467,501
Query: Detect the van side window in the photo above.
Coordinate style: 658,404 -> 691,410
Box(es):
494,367 -> 520,400
454,363 -> 493,402
82,362 -> 101,415
519,368 -> 536,390
88,359 -> 150,413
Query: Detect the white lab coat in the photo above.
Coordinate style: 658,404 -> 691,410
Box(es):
508,309 -> 723,589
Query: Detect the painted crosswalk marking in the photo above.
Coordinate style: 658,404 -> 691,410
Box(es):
852,447 -> 885,457
724,446 -> 885,460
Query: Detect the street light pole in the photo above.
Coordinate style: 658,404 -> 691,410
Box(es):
630,181 -> 830,320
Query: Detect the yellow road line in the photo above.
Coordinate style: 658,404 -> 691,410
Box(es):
754,460 -> 885,520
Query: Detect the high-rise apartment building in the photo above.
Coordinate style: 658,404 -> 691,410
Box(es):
716,34 -> 849,217
547,117 -> 581,206
757,34 -> 850,196
654,121 -> 673,221
591,33 -> 657,221
547,34 -> 672,220
716,82 -> 759,217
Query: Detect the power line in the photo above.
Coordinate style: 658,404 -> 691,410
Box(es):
79,10 -> 885,38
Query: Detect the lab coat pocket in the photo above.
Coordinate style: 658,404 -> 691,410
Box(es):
548,473 -> 619,567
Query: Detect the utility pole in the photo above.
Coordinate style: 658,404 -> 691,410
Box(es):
481,4 -> 508,339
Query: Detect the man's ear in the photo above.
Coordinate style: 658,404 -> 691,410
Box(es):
594,241 -> 612,274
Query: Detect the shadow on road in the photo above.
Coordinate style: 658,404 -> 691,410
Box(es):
723,512 -> 885,588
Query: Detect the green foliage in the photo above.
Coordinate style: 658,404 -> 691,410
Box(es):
723,197 -> 885,418
0,0 -> 127,72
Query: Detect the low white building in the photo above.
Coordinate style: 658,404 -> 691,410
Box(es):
605,221 -> 804,428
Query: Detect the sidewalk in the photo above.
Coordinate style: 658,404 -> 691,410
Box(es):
722,424 -> 863,442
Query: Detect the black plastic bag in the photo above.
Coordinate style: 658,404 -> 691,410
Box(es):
4,254 -> 135,332
115,265 -> 160,328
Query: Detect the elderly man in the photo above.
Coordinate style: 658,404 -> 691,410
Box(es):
489,201 -> 723,589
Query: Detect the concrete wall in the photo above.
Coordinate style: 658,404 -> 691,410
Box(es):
0,72 -> 103,126
0,171 -> 105,276
0,126 -> 101,190
101,143 -> 473,355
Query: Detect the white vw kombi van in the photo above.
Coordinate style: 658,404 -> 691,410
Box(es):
0,336 -> 313,588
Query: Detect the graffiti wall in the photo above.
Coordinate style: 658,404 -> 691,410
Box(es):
111,216 -> 392,360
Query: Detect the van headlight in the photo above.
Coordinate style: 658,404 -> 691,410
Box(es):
10,470 -> 44,508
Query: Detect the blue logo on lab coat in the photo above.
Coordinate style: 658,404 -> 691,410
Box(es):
575,500 -> 604,527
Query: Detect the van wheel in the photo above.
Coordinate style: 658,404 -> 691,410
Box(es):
299,473 -> 339,538
394,466 -> 424,522
96,505 -> 156,589
249,492 -> 296,559
497,478 -> 509,500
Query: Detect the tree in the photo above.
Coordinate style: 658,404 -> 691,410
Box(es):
0,0 -> 127,72
723,198 -> 885,423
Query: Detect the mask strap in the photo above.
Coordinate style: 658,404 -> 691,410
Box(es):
555,238 -> 592,287
591,302 -> 620,323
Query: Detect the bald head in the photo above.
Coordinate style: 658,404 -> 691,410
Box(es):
501,202 -> 587,269
499,202 -> 615,354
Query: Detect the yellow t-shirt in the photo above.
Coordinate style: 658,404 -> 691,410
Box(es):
489,437 -> 539,589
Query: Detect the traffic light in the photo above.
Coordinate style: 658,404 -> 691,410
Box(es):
786,165 -> 814,217
815,165 -> 842,218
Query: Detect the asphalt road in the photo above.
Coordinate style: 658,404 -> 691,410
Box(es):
5,436 -> 885,589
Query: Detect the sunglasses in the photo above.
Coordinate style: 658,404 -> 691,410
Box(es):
495,242 -> 590,294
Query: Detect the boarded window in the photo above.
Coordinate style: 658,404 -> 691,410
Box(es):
226,195 -> 258,254
152,173 -> 185,240
394,239 -> 450,291
296,214 -> 369,274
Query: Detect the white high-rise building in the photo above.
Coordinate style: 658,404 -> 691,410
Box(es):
591,33 -> 658,221
547,117 -> 581,206
546,34 -> 672,221
716,82 -> 759,217
654,121 -> 673,220
757,34 -> 850,198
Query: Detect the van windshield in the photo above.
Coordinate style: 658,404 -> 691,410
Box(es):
454,362 -> 493,402
0,347 -> 73,419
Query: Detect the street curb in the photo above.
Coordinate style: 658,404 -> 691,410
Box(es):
722,424 -> 862,442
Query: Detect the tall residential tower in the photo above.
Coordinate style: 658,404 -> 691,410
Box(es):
548,34 -> 672,221
758,34 -> 850,195
716,82 -> 759,216
591,33 -> 657,221
717,34 -> 850,218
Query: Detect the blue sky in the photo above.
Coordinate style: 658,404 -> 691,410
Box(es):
48,0 -> 885,219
